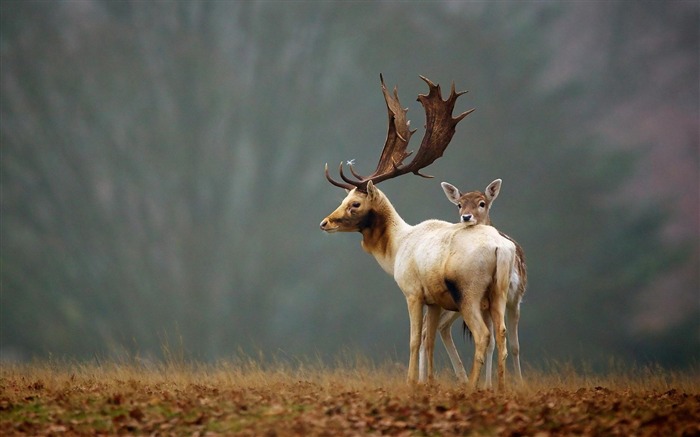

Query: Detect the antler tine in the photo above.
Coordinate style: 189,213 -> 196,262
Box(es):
419,74 -> 436,88
339,163 -> 361,185
449,80 -> 474,123
348,163 -> 364,180
450,81 -> 468,98
325,163 -> 356,190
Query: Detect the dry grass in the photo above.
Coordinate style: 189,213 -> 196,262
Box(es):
2,355 -> 699,436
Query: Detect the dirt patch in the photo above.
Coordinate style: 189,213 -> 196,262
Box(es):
1,362 -> 698,436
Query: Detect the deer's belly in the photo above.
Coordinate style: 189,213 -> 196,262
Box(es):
424,285 -> 460,312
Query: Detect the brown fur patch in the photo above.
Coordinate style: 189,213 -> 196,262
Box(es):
361,210 -> 391,257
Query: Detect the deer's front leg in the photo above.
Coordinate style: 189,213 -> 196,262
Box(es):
422,305 -> 441,383
406,296 -> 424,384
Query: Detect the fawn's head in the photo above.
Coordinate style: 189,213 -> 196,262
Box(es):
441,179 -> 502,226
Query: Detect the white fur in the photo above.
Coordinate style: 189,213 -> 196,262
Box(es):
321,182 -> 516,389
419,179 -> 527,387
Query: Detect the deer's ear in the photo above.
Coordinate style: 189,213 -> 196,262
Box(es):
485,179 -> 502,203
441,182 -> 461,205
366,181 -> 379,200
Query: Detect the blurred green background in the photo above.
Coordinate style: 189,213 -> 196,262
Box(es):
2,1 -> 698,371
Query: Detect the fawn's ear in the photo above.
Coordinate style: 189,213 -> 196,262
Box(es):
441,182 -> 461,205
485,179 -> 502,203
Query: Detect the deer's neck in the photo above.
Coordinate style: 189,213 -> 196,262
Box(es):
360,196 -> 409,275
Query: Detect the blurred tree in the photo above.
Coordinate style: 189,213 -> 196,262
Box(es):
1,0 -> 696,369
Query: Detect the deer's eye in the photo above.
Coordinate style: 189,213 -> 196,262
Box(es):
352,202 -> 361,208
457,203 -> 462,209
479,201 -> 486,208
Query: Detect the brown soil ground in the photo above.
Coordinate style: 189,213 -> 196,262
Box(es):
2,360 -> 698,436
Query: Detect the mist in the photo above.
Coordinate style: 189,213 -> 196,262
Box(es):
2,1 -> 698,370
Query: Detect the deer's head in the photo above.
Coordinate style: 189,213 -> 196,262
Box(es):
320,74 -> 473,231
441,179 -> 501,226
320,182 -> 385,233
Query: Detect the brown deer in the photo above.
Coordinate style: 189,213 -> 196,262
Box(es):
319,75 -> 516,390
419,179 -> 527,386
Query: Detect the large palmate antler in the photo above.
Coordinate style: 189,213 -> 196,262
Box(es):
326,74 -> 475,192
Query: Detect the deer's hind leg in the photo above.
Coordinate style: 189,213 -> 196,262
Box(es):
507,300 -> 523,383
450,283 -> 490,390
490,290 -> 508,392
484,313 -> 495,389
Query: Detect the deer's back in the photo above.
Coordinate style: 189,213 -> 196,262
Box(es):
394,221 -> 511,294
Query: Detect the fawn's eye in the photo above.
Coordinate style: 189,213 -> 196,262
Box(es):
352,202 -> 361,208
479,201 -> 486,208
457,203 -> 462,209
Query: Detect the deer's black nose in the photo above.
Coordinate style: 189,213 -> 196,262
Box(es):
462,214 -> 473,223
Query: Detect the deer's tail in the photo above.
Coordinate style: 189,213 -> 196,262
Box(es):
494,246 -> 515,304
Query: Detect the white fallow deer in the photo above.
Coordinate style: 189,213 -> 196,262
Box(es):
419,179 -> 528,387
319,75 -> 516,390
